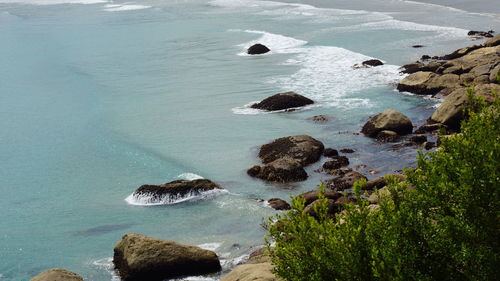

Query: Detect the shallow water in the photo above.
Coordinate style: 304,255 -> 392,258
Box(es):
0,0 -> 498,280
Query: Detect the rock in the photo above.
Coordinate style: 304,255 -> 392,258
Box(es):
400,62 -> 425,74
311,115 -> 329,122
251,91 -> 313,111
375,130 -> 401,142
30,268 -> 83,281
368,186 -> 390,204
113,233 -> 221,281
468,30 -> 494,38
133,179 -> 222,202
258,135 -> 324,166
440,45 -> 482,60
483,34 -> 500,47
369,169 -> 380,175
430,84 -> 499,128
323,148 -> 339,157
414,123 -> 446,134
221,262 -> 277,281
412,45 -> 424,48
424,74 -> 461,93
335,196 -> 356,205
247,43 -> 270,55
362,59 -> 384,67
267,198 -> 291,210
361,109 -> 413,137
421,55 -> 431,60
409,134 -> 427,144
340,148 -> 355,153
323,156 -> 349,170
397,71 -> 437,94
489,63 -> 500,82
303,199 -> 341,218
362,174 -> 406,191
298,190 -> 342,206
327,171 -> 367,191
248,157 -> 308,183
355,164 -> 367,171
423,142 -> 436,150
474,75 -> 491,84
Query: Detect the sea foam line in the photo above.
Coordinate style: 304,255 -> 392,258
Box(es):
125,189 -> 229,206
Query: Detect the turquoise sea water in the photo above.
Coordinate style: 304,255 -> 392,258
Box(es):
1,0 -> 499,280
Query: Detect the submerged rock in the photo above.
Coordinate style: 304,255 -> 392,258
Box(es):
247,43 -> 270,55
30,268 -> 83,281
375,130 -> 401,142
113,233 -> 221,281
258,135 -> 324,166
251,91 -> 314,111
361,109 -> 413,137
131,179 -> 222,204
362,59 -> 384,67
323,148 -> 339,157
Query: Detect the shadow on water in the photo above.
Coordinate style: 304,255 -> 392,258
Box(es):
73,223 -> 135,237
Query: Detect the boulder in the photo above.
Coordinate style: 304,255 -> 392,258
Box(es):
409,134 -> 427,144
440,45 -> 482,60
221,262 -> 277,281
397,71 -> 437,94
368,186 -> 390,204
430,84 -> 499,128
267,198 -> 291,210
424,74 -> 461,93
423,142 -> 436,150
362,174 -> 406,191
483,34 -> 500,47
414,123 -> 446,134
30,268 -> 83,281
247,157 -> 308,183
303,199 -> 341,218
489,63 -> 500,82
298,190 -> 342,206
258,135 -> 324,166
322,156 -> 349,170
323,148 -> 339,157
113,233 -> 221,281
251,91 -> 313,111
361,109 -> 413,137
132,179 -> 222,202
400,62 -> 424,74
362,59 -> 384,67
340,148 -> 355,153
375,130 -> 400,142
468,30 -> 494,38
247,43 -> 270,55
327,171 -> 367,191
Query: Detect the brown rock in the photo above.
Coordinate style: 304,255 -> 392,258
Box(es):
361,109 -> 413,137
267,198 -> 291,210
327,171 -> 367,191
259,135 -> 324,166
298,190 -> 342,206
30,268 -> 83,281
251,92 -> 313,111
323,156 -> 349,170
397,71 -> 437,94
362,174 -> 406,191
489,63 -> 500,83
376,130 -> 401,142
248,157 -> 308,183
311,115 -> 329,122
132,179 -> 223,204
323,148 -> 339,157
221,262 -> 277,281
409,134 -> 427,144
303,199 -> 341,218
483,34 -> 500,47
340,148 -> 355,153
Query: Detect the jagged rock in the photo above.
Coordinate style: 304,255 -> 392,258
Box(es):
361,109 -> 413,137
327,171 -> 367,191
323,148 -> 339,157
248,157 -> 307,183
113,233 -> 221,281
368,186 -> 390,204
323,156 -> 349,170
258,135 -> 324,166
267,198 -> 291,210
468,30 -> 494,38
376,130 -> 401,142
247,43 -> 270,55
132,179 -> 222,203
221,262 -> 277,281
251,91 -> 314,111
298,190 -> 342,206
362,59 -> 384,67
30,268 -> 83,281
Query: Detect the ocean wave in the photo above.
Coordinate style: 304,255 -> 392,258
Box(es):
197,242 -> 222,251
125,189 -> 229,206
92,258 -> 120,281
103,3 -> 151,12
234,29 -> 307,56
177,173 -> 204,180
0,0 -> 108,5
231,101 -> 314,115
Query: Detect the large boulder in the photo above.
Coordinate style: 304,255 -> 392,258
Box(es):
397,71 -> 437,94
251,91 -> 314,111
113,233 -> 221,281
267,198 -> 291,210
327,171 -> 367,191
303,199 -> 341,218
362,59 -> 384,67
430,83 -> 499,128
221,262 -> 278,281
298,190 -> 342,206
361,109 -> 413,137
131,179 -> 222,203
483,34 -> 500,47
247,157 -> 308,183
467,30 -> 494,38
247,43 -> 270,55
30,268 -> 83,281
258,135 -> 324,166
362,174 -> 406,191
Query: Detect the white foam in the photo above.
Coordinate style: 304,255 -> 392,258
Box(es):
231,101 -> 314,115
236,29 -> 307,56
125,189 -> 229,206
220,253 -> 249,268
197,242 -> 222,251
177,173 -> 204,180
0,0 -> 107,4
91,258 -> 120,281
399,0 -> 467,13
103,3 -> 151,12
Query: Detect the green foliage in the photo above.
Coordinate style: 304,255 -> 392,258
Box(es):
266,98 -> 499,281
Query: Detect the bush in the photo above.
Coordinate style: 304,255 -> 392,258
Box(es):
265,97 -> 499,281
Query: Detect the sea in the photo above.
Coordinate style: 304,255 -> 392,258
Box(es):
0,0 -> 498,280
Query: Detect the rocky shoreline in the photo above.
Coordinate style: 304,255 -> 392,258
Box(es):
29,33 -> 499,281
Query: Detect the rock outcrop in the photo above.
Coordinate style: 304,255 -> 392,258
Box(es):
327,171 -> 367,191
113,233 -> 221,281
251,91 -> 314,111
298,190 -> 342,206
30,268 -> 83,281
258,135 -> 324,165
132,179 -> 222,202
247,43 -> 270,55
267,198 -> 291,210
361,109 -> 413,137
221,259 -> 277,281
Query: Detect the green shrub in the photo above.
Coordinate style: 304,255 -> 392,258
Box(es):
265,97 -> 499,281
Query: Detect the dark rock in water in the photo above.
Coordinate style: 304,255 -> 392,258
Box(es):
421,55 -> 431,60
247,43 -> 270,55
361,109 -> 413,137
340,148 -> 355,153
468,30 -> 494,38
113,233 -> 221,281
298,190 -> 342,206
74,223 -> 134,237
323,148 -> 339,157
401,62 -> 425,74
258,135 -> 324,166
362,174 -> 406,191
414,123 -> 446,134
409,134 -> 427,144
133,179 -> 222,202
376,130 -> 401,142
30,268 -> 83,281
251,91 -> 314,111
412,45 -> 425,48
335,196 -> 356,205
267,198 -> 291,210
327,171 -> 367,191
323,156 -> 349,170
423,142 -> 436,150
303,199 -> 341,218
311,115 -> 329,122
362,59 -> 384,67
248,157 -> 308,183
